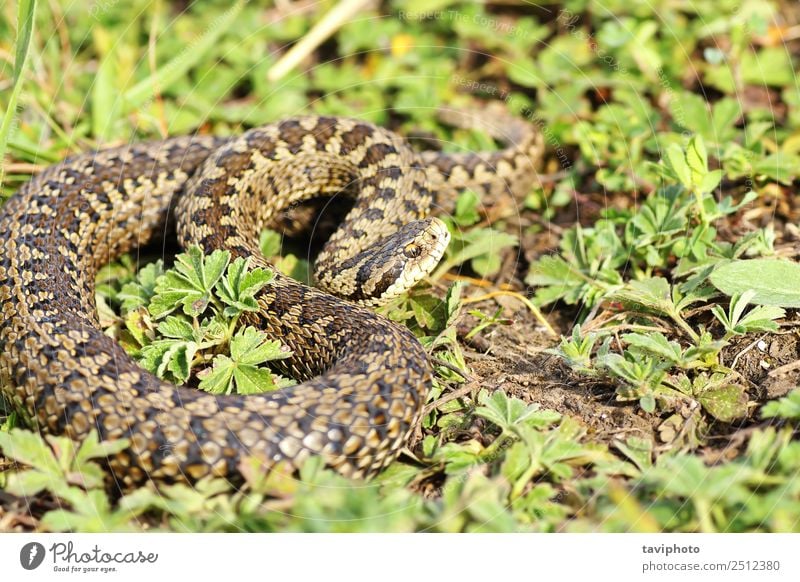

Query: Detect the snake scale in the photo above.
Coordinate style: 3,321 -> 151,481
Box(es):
0,107 -> 542,487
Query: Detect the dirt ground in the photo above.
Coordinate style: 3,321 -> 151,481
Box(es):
424,186 -> 800,462
434,285 -> 799,492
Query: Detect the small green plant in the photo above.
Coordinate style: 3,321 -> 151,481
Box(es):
463,307 -> 512,340
711,290 -> 785,337
597,347 -> 669,412
435,190 -> 519,279
762,390 -> 800,422
197,327 -> 290,395
549,325 -> 602,376
0,430 -> 149,532
525,221 -> 625,308
659,135 -> 723,223
99,246 -> 291,394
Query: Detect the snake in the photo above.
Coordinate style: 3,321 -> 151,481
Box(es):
0,106 -> 542,487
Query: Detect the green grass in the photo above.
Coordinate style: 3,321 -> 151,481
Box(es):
1,0 -> 799,532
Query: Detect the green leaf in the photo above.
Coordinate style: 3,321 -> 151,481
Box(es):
698,169 -> 722,194
73,430 -> 129,465
118,260 -> 164,312
453,190 -> 481,226
622,332 -> 681,363
613,437 -> 653,472
149,247 -> 230,318
41,488 -> 142,533
665,143 -> 692,188
157,316 -> 197,341
686,135 -> 708,176
710,260 -> 800,307
436,227 -> 517,279
752,152 -> 800,185
710,98 -> 741,142
259,229 -> 282,257
639,393 -> 656,413
475,390 -> 560,435
762,390 -> 800,421
444,282 -> 465,329
741,47 -> 794,87
215,257 -> 274,317
92,38 -> 121,141
696,383 -> 748,422
5,470 -> 54,497
231,327 -> 285,365
736,304 -> 784,332
434,440 -> 484,474
669,92 -> 710,136
139,338 -> 199,384
501,441 -> 531,484
0,429 -> 60,478
408,294 -> 441,330
198,327 -> 290,395
526,255 -> 588,305
123,308 -> 155,348
421,435 -> 438,459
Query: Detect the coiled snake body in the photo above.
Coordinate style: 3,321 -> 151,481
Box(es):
0,109 -> 541,486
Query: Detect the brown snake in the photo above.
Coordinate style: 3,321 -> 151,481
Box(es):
0,108 -> 542,487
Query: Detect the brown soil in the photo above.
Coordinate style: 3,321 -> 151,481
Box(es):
456,301 -> 656,442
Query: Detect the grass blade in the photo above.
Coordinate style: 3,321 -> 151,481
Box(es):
122,0 -> 245,110
0,0 -> 37,187
92,48 -> 119,141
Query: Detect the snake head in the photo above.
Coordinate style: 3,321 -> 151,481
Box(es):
357,216 -> 450,305
316,217 -> 450,306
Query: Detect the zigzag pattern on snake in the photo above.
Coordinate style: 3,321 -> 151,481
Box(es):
0,107 -> 542,487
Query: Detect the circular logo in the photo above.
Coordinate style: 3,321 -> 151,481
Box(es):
20,542 -> 46,570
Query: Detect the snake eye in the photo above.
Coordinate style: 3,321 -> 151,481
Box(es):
404,243 -> 422,258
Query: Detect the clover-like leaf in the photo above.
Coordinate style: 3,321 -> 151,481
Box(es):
475,390 -> 560,436
215,256 -> 274,317
149,246 -> 230,319
198,327 -> 291,395
157,315 -> 197,341
118,260 -> 164,312
139,338 -> 199,384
